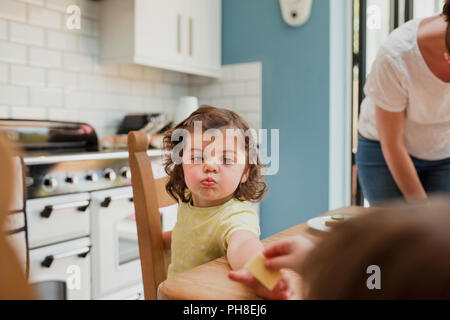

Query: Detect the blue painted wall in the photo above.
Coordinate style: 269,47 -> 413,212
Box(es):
222,0 -> 331,238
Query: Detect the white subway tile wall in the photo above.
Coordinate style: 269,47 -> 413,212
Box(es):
0,0 -> 262,138
0,0 -> 27,23
0,41 -> 27,63
0,63 -> 8,83
30,47 -> 62,67
0,19 -> 7,40
11,64 -> 46,86
10,21 -> 45,46
189,62 -> 262,130
0,106 -> 9,117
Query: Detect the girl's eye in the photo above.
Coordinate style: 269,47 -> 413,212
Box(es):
192,156 -> 203,163
224,157 -> 235,164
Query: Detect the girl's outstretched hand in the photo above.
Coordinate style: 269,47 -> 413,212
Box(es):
228,269 -> 293,300
263,236 -> 314,274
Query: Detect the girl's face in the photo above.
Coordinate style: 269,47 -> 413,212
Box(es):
181,129 -> 249,208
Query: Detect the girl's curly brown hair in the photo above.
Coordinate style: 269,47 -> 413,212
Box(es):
444,0 -> 450,52
163,105 -> 267,204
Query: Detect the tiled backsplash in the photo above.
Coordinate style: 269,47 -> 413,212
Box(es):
189,62 -> 262,130
0,0 -> 262,138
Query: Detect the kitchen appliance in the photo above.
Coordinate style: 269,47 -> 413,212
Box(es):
100,113 -> 172,151
117,113 -> 172,137
0,120 -> 167,300
173,96 -> 198,125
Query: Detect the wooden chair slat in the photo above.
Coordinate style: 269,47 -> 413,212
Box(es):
128,131 -> 176,300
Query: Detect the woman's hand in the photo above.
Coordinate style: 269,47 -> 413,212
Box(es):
228,269 -> 293,300
263,236 -> 314,274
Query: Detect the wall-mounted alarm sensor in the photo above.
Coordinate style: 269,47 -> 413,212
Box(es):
279,0 -> 313,27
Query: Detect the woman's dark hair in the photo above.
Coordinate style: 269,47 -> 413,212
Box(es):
163,105 -> 267,203
300,198 -> 450,299
444,0 -> 450,52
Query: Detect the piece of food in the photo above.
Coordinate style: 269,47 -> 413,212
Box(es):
331,214 -> 345,220
245,253 -> 282,291
325,214 -> 348,228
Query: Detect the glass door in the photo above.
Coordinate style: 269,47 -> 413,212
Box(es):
351,0 -> 398,205
351,0 -> 447,205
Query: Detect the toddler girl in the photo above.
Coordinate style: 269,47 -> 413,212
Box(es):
162,105 -> 292,299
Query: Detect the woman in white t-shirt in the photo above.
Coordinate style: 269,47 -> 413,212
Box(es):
356,1 -> 450,205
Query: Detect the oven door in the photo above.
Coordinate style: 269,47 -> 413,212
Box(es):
90,187 -> 142,299
26,193 -> 90,249
28,237 -> 91,300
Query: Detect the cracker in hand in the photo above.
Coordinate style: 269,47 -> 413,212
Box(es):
245,253 -> 282,291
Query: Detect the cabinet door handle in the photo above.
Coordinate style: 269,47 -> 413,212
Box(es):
189,17 -> 193,56
177,14 -> 182,54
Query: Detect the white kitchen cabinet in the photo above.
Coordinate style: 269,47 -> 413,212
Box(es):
184,0 -> 221,73
100,0 -> 222,78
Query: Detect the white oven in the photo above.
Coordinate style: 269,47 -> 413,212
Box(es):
90,157 -> 177,300
90,186 -> 142,299
28,237 -> 91,300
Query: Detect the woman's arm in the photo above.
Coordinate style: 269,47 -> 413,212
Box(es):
375,106 -> 427,202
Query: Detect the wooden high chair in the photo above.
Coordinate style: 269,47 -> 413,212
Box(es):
0,134 -> 35,299
128,131 -> 177,300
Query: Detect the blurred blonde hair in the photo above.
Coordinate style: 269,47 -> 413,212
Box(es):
301,197 -> 450,299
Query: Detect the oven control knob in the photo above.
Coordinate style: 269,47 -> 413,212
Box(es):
65,175 -> 79,185
119,167 -> 131,180
85,173 -> 98,182
103,168 -> 116,181
43,177 -> 58,190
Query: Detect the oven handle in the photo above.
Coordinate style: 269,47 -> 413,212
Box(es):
41,246 -> 91,268
100,194 -> 134,208
40,200 -> 91,218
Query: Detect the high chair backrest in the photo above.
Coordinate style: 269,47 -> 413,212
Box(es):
128,131 -> 177,300
0,134 -> 35,299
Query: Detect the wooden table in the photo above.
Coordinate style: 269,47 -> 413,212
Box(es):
158,206 -> 376,300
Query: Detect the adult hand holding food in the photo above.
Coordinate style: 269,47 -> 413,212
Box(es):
262,236 -> 314,274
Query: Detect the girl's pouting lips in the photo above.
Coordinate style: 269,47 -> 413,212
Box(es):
201,177 -> 217,187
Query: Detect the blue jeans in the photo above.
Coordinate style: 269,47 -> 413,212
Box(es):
356,134 -> 450,205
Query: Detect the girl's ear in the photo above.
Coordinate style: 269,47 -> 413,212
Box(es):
240,167 -> 250,184
445,51 -> 450,64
